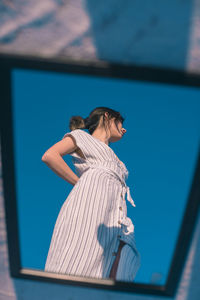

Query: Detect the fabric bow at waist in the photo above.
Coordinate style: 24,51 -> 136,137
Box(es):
87,164 -> 136,208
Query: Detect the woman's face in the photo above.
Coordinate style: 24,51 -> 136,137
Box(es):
108,117 -> 127,142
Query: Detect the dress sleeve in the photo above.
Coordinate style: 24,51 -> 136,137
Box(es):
62,129 -> 88,160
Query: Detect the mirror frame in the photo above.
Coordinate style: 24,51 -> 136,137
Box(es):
0,53 -> 200,297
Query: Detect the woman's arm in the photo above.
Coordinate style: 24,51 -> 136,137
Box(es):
41,136 -> 79,186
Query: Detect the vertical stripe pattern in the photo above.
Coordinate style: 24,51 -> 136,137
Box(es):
44,129 -> 141,282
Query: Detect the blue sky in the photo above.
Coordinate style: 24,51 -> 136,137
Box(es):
12,68 -> 200,284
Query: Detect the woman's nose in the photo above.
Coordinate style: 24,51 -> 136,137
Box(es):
121,128 -> 126,134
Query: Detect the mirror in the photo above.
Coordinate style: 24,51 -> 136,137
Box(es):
2,64 -> 199,295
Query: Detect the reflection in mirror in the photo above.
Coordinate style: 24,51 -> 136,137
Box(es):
11,68 -> 200,285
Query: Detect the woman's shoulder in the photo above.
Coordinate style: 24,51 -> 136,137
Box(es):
64,128 -> 86,136
65,129 -> 92,145
73,129 -> 90,137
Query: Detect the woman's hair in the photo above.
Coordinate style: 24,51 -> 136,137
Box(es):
69,107 -> 125,135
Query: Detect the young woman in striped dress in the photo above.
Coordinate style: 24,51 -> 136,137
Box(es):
42,107 -> 141,282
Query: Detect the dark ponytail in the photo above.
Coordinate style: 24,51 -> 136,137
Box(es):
69,116 -> 87,131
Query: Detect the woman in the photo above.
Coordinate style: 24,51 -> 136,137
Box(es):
42,107 -> 141,282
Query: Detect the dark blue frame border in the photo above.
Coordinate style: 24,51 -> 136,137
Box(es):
0,53 -> 200,297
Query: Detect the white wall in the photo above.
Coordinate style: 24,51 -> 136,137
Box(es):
0,0 -> 200,74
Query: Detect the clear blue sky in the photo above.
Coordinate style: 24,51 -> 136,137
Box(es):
12,68 -> 200,285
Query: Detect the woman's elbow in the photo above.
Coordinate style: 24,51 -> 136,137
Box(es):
41,150 -> 60,161
41,152 -> 50,161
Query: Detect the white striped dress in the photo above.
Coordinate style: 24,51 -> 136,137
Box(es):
44,129 -> 141,282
